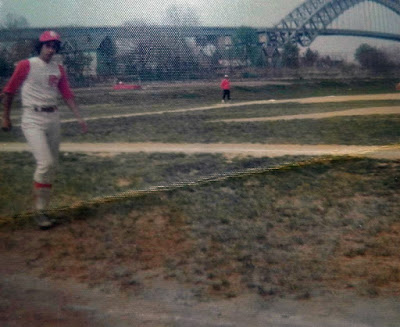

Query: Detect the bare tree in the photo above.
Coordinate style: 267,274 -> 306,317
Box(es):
1,13 -> 30,29
281,42 -> 300,68
0,48 -> 13,77
134,29 -> 198,80
232,27 -> 263,67
0,13 -> 32,76
302,48 -> 319,67
355,43 -> 394,73
165,4 -> 200,26
63,51 -> 93,86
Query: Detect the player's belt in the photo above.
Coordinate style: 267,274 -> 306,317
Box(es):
34,106 -> 57,112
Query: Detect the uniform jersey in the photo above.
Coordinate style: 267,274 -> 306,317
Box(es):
3,57 -> 74,108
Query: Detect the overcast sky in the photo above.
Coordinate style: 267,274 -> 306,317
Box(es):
0,0 -> 305,28
1,0 -> 400,60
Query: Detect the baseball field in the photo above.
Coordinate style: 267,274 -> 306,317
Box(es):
1,78 -> 400,326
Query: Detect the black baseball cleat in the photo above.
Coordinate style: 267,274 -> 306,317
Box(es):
34,213 -> 55,230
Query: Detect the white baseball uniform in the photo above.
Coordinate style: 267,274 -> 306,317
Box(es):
3,56 -> 74,208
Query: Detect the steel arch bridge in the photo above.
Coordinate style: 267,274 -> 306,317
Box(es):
266,0 -> 400,49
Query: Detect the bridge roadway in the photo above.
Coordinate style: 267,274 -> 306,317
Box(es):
1,25 -> 400,44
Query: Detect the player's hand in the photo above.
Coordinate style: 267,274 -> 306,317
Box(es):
396,83 -> 400,91
1,117 -> 12,132
79,119 -> 88,134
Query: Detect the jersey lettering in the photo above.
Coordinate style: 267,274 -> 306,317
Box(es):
48,75 -> 59,88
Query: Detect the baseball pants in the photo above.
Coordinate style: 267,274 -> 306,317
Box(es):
21,108 -> 61,185
222,90 -> 230,101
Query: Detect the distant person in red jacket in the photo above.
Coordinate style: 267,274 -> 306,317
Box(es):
220,75 -> 231,103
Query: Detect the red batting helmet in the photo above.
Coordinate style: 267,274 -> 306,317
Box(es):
39,30 -> 61,43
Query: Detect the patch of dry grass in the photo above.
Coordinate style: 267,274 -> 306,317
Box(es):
331,223 -> 400,296
1,157 -> 399,300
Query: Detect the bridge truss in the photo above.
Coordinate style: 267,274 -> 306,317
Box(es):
265,0 -> 400,52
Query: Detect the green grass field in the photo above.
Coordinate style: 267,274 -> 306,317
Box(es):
1,78 -> 400,300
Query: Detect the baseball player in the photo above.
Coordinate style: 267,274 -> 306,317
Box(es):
1,30 -> 87,229
220,74 -> 231,103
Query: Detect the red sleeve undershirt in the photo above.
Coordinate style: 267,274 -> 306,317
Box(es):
2,60 -> 30,95
58,64 -> 74,100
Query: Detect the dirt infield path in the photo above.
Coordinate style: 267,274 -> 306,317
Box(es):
215,106 -> 400,122
2,142 -> 400,159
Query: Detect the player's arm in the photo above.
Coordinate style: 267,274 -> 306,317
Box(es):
1,60 -> 30,132
63,97 -> 88,134
58,65 -> 87,134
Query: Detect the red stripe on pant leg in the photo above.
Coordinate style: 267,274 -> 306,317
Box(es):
34,181 -> 52,189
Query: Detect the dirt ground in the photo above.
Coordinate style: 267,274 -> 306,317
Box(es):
1,92 -> 400,326
2,251 -> 400,327
2,246 -> 400,327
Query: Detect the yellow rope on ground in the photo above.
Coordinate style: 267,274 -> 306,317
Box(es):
0,155 -> 370,227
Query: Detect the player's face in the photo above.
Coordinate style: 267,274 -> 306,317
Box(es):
39,42 -> 58,63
